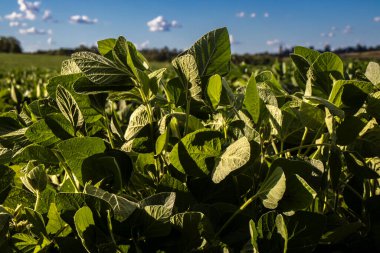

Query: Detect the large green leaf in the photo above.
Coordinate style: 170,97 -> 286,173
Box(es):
56,85 -> 84,132
187,27 -> 231,77
244,73 -> 261,124
207,74 -> 222,109
12,144 -> 58,164
84,184 -> 138,222
256,167 -> 286,209
365,62 -> 380,86
57,137 -> 107,183
170,129 -> 222,177
0,165 -> 15,195
211,137 -> 251,183
25,120 -> 60,147
72,51 -> 130,85
293,46 -> 320,64
74,206 -> 97,253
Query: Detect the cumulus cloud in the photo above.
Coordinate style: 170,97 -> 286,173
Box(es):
343,25 -> 352,34
147,16 -> 181,32
19,26 -> 51,35
264,12 -> 269,18
250,13 -> 256,18
236,12 -> 245,18
136,40 -> 150,50
9,21 -> 20,27
266,39 -> 280,46
70,15 -> 98,24
374,17 -> 380,22
5,0 -> 40,21
5,12 -> 24,21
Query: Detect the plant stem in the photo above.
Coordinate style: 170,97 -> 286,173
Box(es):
297,127 -> 309,156
273,143 -> 331,157
34,191 -> 41,211
216,194 -> 259,237
184,96 -> 191,136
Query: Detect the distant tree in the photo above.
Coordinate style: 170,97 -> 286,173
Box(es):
0,36 -> 22,53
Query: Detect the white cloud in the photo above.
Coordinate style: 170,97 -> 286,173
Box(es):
250,13 -> 256,18
374,16 -> 380,22
236,12 -> 245,18
69,15 -> 98,24
5,12 -> 23,21
266,39 -> 280,46
264,12 -> 269,18
18,0 -> 40,13
19,26 -> 48,35
136,40 -> 150,50
343,25 -> 352,34
5,0 -> 40,21
229,35 -> 240,45
47,37 -> 55,45
9,21 -> 20,27
147,16 -> 181,32
327,32 -> 334,38
42,10 -> 52,21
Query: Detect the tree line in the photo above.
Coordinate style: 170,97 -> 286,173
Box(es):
0,36 -> 23,53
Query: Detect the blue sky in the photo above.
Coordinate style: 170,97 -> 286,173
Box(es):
0,0 -> 379,53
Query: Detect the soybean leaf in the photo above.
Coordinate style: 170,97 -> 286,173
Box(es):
207,74 -> 222,109
57,137 -> 107,184
211,137 -> 251,183
365,62 -> 380,86
12,144 -> 58,164
74,206 -> 97,253
170,129 -> 222,177
56,85 -> 84,132
244,73 -> 261,124
294,46 -> 320,64
256,167 -> 286,209
84,184 -> 138,222
187,27 -> 231,77
72,51 -> 130,85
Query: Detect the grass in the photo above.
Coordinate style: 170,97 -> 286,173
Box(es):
0,53 -> 69,73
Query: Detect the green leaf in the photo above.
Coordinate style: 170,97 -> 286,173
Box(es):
187,27 -> 231,77
61,59 -> 81,75
12,233 -> 38,253
3,187 -> 35,209
72,51 -> 130,85
73,76 -> 134,94
0,165 -> 15,195
172,54 -> 202,101
310,52 -> 344,95
244,73 -> 261,124
97,38 -> 116,56
46,203 -> 71,236
275,214 -> 288,253
256,167 -> 286,209
336,116 -> 366,145
170,212 -> 213,251
365,62 -> 380,86
367,91 -> 380,119
211,137 -> 251,183
12,144 -> 58,164
24,207 -> 47,237
123,104 -> 150,142
56,85 -> 84,132
293,46 -> 320,63
74,206 -> 97,253
170,129 -> 222,177
304,95 -> 345,119
287,211 -> 326,253
207,74 -> 222,109
57,137 -> 107,184
20,165 -> 47,194
84,184 -> 138,222
344,152 -> 379,179
25,120 -> 60,147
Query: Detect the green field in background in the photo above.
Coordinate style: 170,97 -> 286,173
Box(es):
0,53 -> 70,72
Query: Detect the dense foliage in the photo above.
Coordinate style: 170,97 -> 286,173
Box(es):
0,28 -> 380,252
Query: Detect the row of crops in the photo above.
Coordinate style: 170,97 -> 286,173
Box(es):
0,27 -> 379,252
